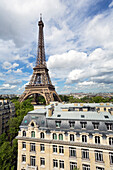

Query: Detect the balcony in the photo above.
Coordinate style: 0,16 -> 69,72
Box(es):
26,165 -> 38,170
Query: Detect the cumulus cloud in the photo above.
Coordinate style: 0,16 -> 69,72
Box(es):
0,0 -> 113,94
2,61 -> 19,69
48,47 -> 113,92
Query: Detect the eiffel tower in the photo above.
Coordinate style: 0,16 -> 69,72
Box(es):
19,15 -> 61,104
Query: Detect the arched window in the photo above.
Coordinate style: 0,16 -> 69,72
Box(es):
70,134 -> 74,141
82,135 -> 87,143
53,133 -> 57,140
31,131 -> 35,138
40,132 -> 45,139
23,131 -> 26,137
109,137 -> 113,145
59,134 -> 63,140
31,122 -> 34,127
95,136 -> 100,144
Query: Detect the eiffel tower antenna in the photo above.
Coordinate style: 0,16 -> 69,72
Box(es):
19,15 -> 61,104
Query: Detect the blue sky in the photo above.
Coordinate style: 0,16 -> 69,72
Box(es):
0,0 -> 113,94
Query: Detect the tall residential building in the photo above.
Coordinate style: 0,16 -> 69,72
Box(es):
0,99 -> 15,134
17,102 -> 113,170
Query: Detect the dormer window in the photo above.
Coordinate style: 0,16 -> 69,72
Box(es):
59,134 -> 63,140
70,134 -> 74,142
106,123 -> 112,131
31,131 -> 35,138
56,121 -> 61,128
69,121 -> 75,128
23,131 -> 26,137
31,122 -> 34,127
95,136 -> 100,144
40,132 -> 45,139
81,122 -> 87,129
53,133 -> 57,140
93,123 -> 99,130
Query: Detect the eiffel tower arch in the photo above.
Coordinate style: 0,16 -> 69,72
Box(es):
19,15 -> 61,104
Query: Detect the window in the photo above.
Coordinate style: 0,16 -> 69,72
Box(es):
104,108 -> 106,111
31,131 -> 35,138
53,133 -> 57,140
109,152 -> 113,164
93,123 -> 99,130
59,160 -> 64,169
109,137 -> 113,145
106,124 -> 112,131
30,156 -> 36,166
82,149 -> 89,159
69,121 -> 75,128
70,134 -> 74,142
31,122 -> 34,126
81,122 -> 87,129
81,115 -> 85,118
53,159 -> 58,168
95,136 -> 100,144
22,142 -> 26,149
30,143 -> 35,152
23,131 -> 26,137
56,121 -> 61,128
82,135 -> 87,143
40,132 -> 45,139
69,147 -> 76,157
96,167 -> 104,170
53,145 -> 57,153
40,157 -> 45,166
95,151 -> 103,162
104,115 -> 109,119
22,155 -> 26,162
40,144 -> 45,152
59,134 -> 63,140
82,164 -> 90,170
70,162 -> 77,170
59,146 -> 64,154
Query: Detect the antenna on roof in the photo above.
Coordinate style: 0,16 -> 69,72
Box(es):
40,13 -> 42,21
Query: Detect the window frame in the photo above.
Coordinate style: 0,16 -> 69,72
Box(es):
69,147 -> 76,157
82,149 -> 89,160
59,160 -> 64,169
22,142 -> 26,149
70,134 -> 75,142
53,159 -> 58,168
22,155 -> 26,162
31,131 -> 35,138
95,136 -> 100,144
40,144 -> 45,152
95,150 -> 103,162
23,130 -> 26,137
30,156 -> 36,166
82,135 -> 87,143
59,146 -> 64,154
53,145 -> 57,153
40,132 -> 45,139
59,134 -> 63,140
30,143 -> 36,152
53,133 -> 57,140
70,162 -> 77,170
40,157 -> 45,166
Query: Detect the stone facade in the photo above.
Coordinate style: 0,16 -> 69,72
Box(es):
17,102 -> 113,170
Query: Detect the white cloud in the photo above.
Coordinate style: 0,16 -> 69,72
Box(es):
2,61 -> 19,69
13,68 -> 22,73
109,1 -> 113,8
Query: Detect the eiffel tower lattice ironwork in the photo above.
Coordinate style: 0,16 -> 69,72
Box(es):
19,15 -> 61,104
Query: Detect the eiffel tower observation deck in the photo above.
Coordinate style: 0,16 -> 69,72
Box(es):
19,15 -> 61,104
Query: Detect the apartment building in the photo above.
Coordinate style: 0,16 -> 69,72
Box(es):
0,99 -> 15,134
17,102 -> 113,170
